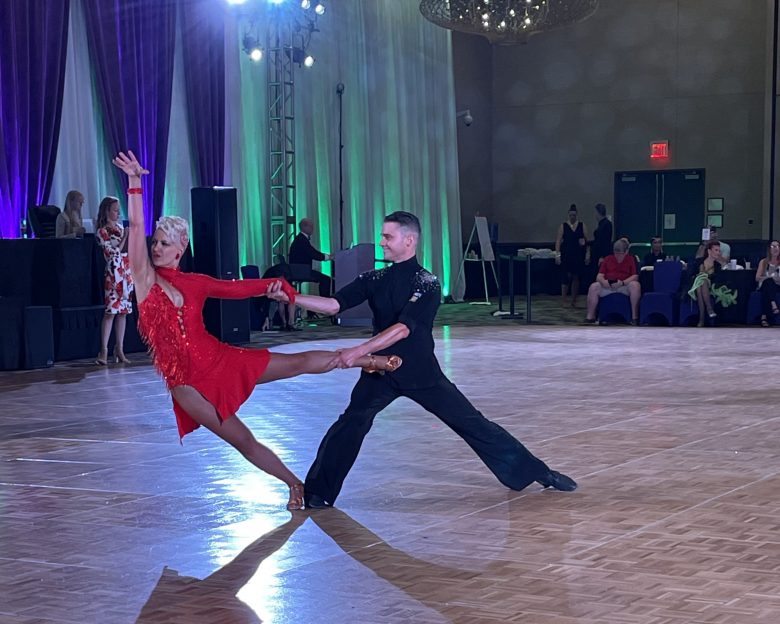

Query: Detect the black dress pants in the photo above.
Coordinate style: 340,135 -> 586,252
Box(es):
760,278 -> 779,317
305,373 -> 550,504
312,269 -> 332,297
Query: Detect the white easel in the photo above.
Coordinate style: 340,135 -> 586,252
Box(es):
455,216 -> 499,305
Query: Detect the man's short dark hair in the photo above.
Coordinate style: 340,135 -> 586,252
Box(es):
384,211 -> 421,236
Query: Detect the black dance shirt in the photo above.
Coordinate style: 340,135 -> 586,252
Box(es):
642,252 -> 667,267
334,255 -> 443,389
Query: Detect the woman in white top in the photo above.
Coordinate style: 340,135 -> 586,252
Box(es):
55,190 -> 86,238
755,240 -> 780,327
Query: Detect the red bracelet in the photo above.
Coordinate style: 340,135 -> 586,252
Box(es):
128,188 -> 143,195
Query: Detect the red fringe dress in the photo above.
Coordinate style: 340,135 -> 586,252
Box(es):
138,267 -> 297,440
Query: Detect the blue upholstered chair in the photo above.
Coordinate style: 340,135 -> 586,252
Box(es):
598,292 -> 632,325
746,289 -> 780,325
639,261 -> 683,326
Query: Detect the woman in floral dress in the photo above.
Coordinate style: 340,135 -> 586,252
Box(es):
95,196 -> 134,364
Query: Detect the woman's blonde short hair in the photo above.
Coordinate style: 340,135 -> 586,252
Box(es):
155,216 -> 190,250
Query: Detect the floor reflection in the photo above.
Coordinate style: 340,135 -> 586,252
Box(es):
137,496 -> 572,623
309,499 -> 573,622
137,515 -> 307,623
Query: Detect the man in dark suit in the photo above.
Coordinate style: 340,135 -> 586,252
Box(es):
288,218 -> 333,297
269,211 -> 577,508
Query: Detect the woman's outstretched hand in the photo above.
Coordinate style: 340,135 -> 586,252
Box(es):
267,281 -> 290,303
112,151 -> 149,180
267,279 -> 297,303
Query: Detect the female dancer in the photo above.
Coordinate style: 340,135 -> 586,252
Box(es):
95,196 -> 133,365
688,240 -> 723,327
755,240 -> 780,326
113,151 -> 401,510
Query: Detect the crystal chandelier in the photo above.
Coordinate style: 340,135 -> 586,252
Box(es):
419,0 -> 599,44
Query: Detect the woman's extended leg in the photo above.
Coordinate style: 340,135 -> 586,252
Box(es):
258,350 -> 400,384
699,281 -> 716,317
113,314 -> 130,363
570,275 -> 580,308
96,314 -> 113,364
695,287 -> 706,327
170,385 -> 304,509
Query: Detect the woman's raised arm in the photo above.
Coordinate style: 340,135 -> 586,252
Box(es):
112,151 -> 155,302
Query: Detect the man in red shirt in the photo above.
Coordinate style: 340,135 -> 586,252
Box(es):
584,238 -> 640,323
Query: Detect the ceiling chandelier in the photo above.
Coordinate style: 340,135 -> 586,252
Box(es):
419,0 -> 599,44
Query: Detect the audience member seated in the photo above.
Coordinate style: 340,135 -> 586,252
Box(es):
55,190 -> 86,238
616,235 -> 641,266
289,218 -> 333,298
642,236 -> 667,267
584,239 -> 640,324
687,240 -> 724,327
755,239 -> 780,327
696,226 -> 730,262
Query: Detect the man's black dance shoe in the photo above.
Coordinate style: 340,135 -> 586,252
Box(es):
304,493 -> 332,509
537,470 -> 578,491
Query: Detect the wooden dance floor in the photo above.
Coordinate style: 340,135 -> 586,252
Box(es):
2,325 -> 780,623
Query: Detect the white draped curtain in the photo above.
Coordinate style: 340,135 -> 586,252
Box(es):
50,0 -> 114,218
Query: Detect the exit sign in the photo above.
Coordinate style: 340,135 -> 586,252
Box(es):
650,140 -> 669,159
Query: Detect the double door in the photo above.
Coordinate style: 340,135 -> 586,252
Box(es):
614,169 -> 705,246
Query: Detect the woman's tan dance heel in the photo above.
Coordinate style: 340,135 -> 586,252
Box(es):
95,349 -> 108,366
287,482 -> 305,511
114,348 -> 131,364
362,354 -> 403,374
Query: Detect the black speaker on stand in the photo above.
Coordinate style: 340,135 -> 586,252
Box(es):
191,187 -> 250,344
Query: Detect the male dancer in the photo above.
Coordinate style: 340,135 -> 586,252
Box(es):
269,211 -> 576,508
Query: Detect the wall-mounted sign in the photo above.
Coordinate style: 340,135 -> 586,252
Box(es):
650,140 -> 669,160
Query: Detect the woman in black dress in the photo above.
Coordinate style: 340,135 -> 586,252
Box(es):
555,204 -> 590,307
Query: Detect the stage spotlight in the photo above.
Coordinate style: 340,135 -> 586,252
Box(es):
225,0 -> 248,5
314,3 -> 325,15
242,33 -> 264,62
269,0 -> 285,4
303,54 -> 315,67
301,0 -> 311,8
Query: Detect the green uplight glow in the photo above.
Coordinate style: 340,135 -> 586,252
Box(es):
220,1 -> 461,295
236,33 -> 268,269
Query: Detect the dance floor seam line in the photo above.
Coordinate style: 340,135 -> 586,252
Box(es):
0,481 -> 157,496
8,458 -> 108,464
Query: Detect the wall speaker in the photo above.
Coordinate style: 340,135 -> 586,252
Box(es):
190,187 -> 239,279
203,299 -> 250,345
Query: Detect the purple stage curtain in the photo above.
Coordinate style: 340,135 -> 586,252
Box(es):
181,0 -> 226,187
82,0 -> 176,233
0,0 -> 70,239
